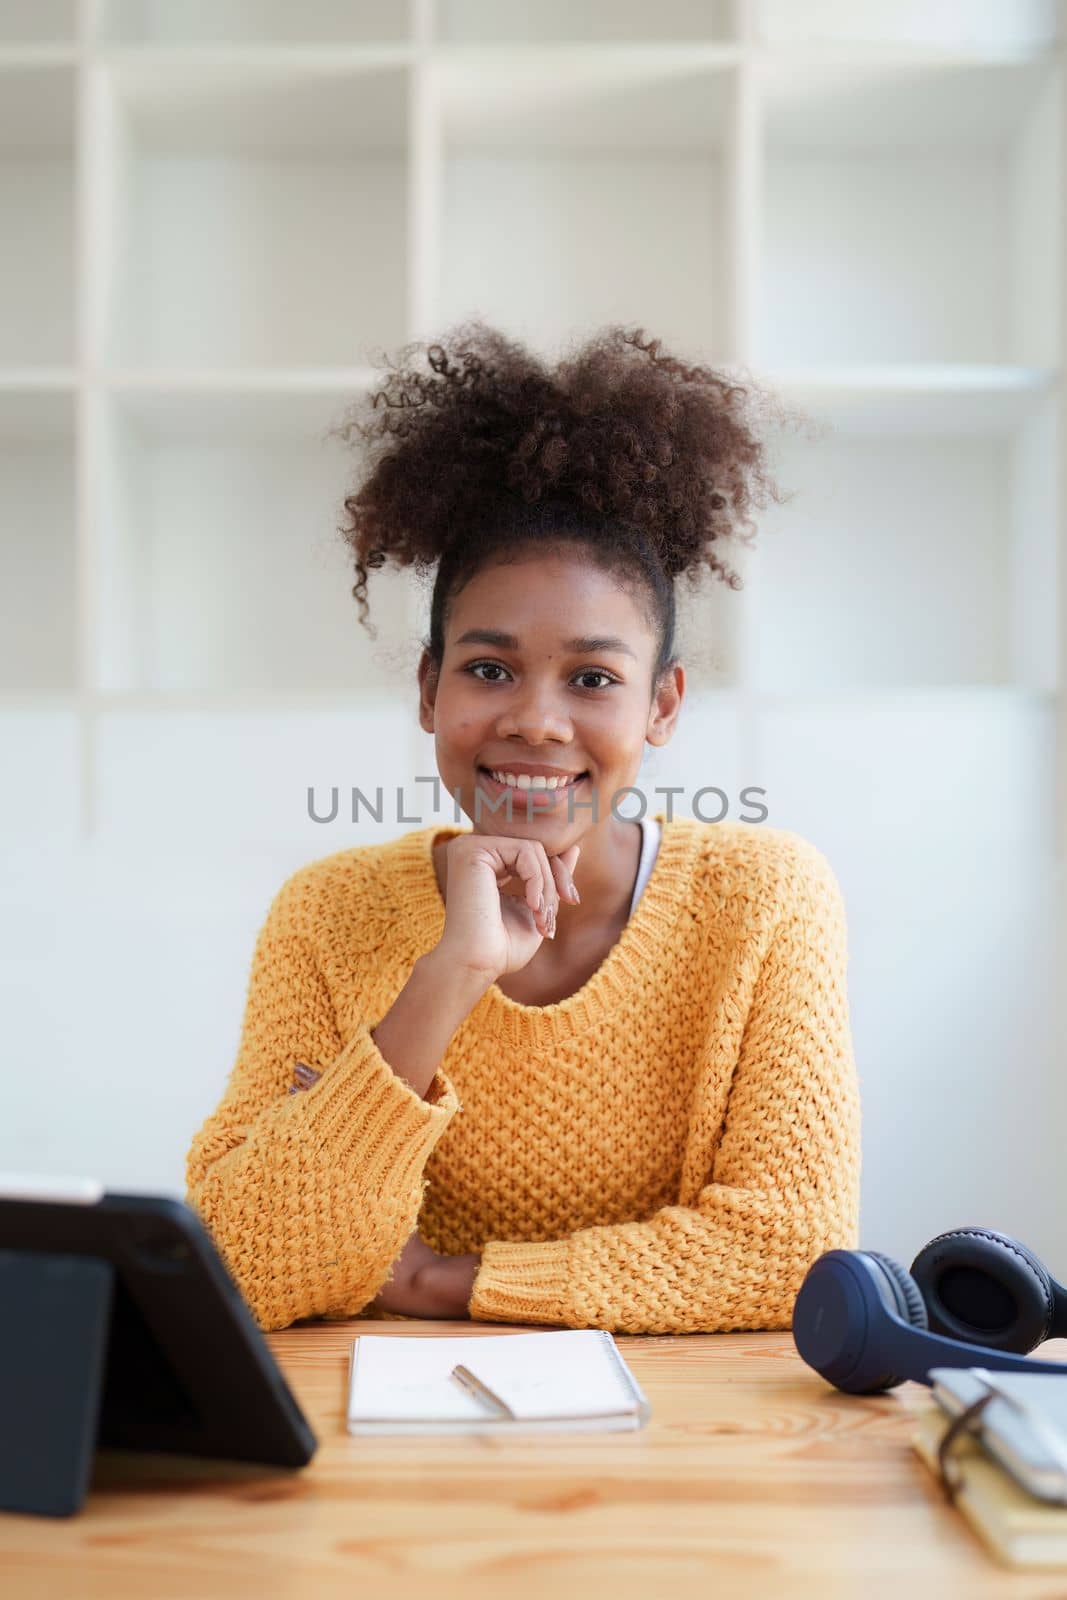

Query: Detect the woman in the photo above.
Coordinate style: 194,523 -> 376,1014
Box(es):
185,322 -> 861,1335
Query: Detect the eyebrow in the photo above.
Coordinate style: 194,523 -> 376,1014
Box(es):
454,628 -> 637,660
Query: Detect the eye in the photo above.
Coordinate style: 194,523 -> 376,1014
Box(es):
573,670 -> 618,690
465,660 -> 509,682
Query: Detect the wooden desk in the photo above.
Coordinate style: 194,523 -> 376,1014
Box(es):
4,1323 -> 1067,1599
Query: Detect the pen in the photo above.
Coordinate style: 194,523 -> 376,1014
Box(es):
450,1363 -> 516,1419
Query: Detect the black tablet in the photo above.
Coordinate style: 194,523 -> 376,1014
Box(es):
0,1179 -> 318,1517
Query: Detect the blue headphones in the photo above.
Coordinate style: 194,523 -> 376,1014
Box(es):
792,1226 -> 1067,1394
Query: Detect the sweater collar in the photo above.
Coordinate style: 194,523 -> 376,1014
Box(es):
387,812 -> 703,1049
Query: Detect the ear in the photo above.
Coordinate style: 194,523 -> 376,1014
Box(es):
417,648 -> 439,736
646,661 -> 685,749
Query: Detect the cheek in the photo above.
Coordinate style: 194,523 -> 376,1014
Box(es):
595,702 -> 646,750
435,706 -> 482,746
432,683 -> 477,734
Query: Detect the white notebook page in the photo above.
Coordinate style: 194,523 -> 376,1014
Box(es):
348,1329 -> 647,1425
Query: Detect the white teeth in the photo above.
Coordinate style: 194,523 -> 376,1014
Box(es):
488,769 -> 579,790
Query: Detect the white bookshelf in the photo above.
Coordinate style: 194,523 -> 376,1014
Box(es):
0,0 -> 1063,848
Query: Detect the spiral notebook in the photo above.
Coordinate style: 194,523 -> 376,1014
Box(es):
347,1329 -> 651,1436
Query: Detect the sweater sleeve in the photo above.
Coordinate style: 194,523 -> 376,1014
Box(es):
185,897 -> 460,1333
467,843 -> 862,1334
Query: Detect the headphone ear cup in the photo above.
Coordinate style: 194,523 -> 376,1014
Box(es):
865,1250 -> 929,1331
910,1228 -> 1053,1353
859,1251 -> 928,1391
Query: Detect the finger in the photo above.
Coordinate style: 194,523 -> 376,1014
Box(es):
515,841 -> 550,929
531,841 -> 560,934
553,843 -> 581,903
549,852 -> 580,905
516,840 -> 551,937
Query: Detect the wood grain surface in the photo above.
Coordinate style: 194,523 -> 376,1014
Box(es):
4,1322 -> 1067,1599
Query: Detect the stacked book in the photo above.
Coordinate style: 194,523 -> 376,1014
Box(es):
912,1368 -> 1067,1568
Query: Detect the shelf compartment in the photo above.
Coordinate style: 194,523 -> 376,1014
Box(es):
95,57 -> 410,368
746,689 -> 1058,862
436,0 -> 736,44
0,389 -> 76,694
0,706 -> 80,841
95,1 -> 412,45
436,52 -> 738,357
90,388 -> 415,696
94,703 -> 421,845
758,57 -> 1063,366
746,383 -> 1060,692
756,0 -> 1060,50
0,63 -> 74,365
0,2 -> 74,44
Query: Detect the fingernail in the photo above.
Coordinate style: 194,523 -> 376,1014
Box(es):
547,906 -> 556,937
538,893 -> 546,915
568,874 -> 580,903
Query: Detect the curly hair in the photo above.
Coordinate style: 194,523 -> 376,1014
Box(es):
333,319 -> 801,687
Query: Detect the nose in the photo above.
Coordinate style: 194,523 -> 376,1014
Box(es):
495,677 -> 573,745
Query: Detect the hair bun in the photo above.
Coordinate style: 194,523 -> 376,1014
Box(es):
334,318 -> 799,639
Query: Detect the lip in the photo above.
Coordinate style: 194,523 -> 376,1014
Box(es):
477,767 -> 588,807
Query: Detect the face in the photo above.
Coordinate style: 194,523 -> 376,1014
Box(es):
417,547 -> 684,848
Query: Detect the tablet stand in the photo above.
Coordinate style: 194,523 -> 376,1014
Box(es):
0,1249 -> 115,1517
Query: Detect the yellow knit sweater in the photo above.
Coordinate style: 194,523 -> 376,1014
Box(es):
185,814 -> 862,1335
